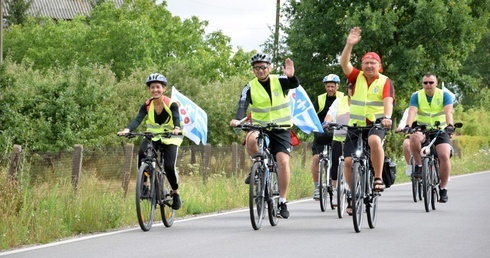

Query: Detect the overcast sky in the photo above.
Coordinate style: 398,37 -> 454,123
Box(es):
163,0 -> 278,52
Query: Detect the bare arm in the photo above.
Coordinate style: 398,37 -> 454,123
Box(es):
444,104 -> 454,126
406,106 -> 418,127
340,27 -> 362,76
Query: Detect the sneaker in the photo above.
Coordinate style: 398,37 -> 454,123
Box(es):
439,188 -> 448,203
405,165 -> 412,176
313,187 -> 320,200
278,202 -> 290,219
244,173 -> 251,184
172,193 -> 182,210
412,165 -> 422,178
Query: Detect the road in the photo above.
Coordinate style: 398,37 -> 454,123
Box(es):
2,171 -> 489,258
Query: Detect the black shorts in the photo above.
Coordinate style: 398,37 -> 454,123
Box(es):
425,131 -> 451,146
311,132 -> 333,155
343,127 -> 386,158
265,129 -> 292,156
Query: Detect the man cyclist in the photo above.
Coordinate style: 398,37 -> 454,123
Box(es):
340,27 -> 395,214
229,53 -> 299,219
117,73 -> 183,210
404,73 -> 454,203
310,74 -> 344,200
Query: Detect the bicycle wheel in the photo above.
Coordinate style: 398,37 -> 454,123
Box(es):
351,162 -> 364,233
366,170 -> 378,229
337,158 -> 346,218
319,159 -> 329,212
136,163 -> 156,231
422,158 -> 431,212
430,160 -> 438,210
160,173 -> 176,227
411,176 -> 419,203
249,162 -> 265,230
267,164 -> 279,226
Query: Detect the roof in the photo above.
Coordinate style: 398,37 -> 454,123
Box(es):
4,0 -> 124,20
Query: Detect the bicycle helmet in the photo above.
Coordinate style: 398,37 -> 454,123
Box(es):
322,74 -> 340,84
145,73 -> 167,86
250,53 -> 272,65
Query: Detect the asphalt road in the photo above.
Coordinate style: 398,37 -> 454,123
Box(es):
2,171 -> 489,258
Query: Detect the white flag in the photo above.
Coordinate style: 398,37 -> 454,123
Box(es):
171,86 -> 208,145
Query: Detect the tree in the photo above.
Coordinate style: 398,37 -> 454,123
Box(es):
5,0 -> 33,25
282,0 -> 490,116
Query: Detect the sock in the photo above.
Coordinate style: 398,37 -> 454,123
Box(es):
279,197 -> 287,204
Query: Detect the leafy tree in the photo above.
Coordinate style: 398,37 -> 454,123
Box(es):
282,0 -> 490,116
5,0 -> 33,25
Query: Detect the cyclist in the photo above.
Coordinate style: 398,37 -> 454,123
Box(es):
324,85 -> 351,207
117,73 -> 183,210
310,74 -> 344,200
403,73 -> 455,203
396,108 -> 412,176
229,53 -> 300,219
340,27 -> 395,214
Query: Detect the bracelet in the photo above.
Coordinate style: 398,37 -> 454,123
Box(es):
174,126 -> 181,130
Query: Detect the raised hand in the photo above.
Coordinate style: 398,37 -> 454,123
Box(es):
346,27 -> 362,46
282,58 -> 295,78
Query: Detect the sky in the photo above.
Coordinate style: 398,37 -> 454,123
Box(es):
162,0 -> 278,52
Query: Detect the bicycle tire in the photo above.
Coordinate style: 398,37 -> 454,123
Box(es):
411,176 -> 419,203
267,163 -> 279,226
337,158 -> 346,219
351,161 -> 364,233
136,163 -> 156,231
422,158 -> 431,212
366,170 -> 378,229
160,173 -> 176,227
430,160 -> 438,210
319,159 -> 329,212
249,162 -> 265,230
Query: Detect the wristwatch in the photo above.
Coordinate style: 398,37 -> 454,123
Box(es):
383,116 -> 392,120
174,126 -> 181,130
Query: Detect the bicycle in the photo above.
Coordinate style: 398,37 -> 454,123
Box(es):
411,122 -> 463,212
315,131 -> 336,212
119,131 -> 180,231
236,122 -> 285,230
410,155 -> 422,203
333,122 -> 387,233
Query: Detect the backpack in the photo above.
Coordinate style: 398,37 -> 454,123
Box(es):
382,156 -> 397,188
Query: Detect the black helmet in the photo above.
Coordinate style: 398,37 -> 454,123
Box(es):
145,73 -> 167,86
250,53 -> 272,65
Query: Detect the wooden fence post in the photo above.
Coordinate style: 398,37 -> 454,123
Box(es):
8,144 -> 22,180
451,139 -> 461,158
72,144 -> 83,191
231,142 -> 238,175
121,143 -> 134,198
301,142 -> 308,169
202,144 -> 211,183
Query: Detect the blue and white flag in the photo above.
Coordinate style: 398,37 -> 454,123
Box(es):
289,85 -> 324,134
441,82 -> 456,104
171,86 -> 208,145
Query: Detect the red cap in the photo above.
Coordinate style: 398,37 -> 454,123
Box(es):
362,52 -> 381,63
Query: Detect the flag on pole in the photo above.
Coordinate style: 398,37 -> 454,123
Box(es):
171,86 -> 208,145
289,85 -> 324,134
441,82 -> 456,103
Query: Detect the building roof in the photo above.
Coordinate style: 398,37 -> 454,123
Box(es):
4,0 -> 124,20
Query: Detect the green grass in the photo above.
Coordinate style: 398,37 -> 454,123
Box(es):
1,148 -> 489,251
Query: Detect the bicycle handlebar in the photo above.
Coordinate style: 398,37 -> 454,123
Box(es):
118,131 -> 183,139
236,123 -> 290,131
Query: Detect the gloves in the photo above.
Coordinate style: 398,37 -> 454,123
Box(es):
402,125 -> 411,134
445,124 -> 454,134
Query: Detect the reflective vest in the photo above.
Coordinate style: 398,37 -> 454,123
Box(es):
349,72 -> 388,126
146,97 -> 184,146
249,75 -> 292,127
316,91 -> 345,114
416,88 -> 446,127
333,96 -> 350,142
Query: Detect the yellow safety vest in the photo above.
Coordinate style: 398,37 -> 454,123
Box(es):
146,97 -> 184,146
333,96 -> 350,142
349,72 -> 388,126
317,91 -> 345,114
416,88 -> 446,127
250,75 -> 292,127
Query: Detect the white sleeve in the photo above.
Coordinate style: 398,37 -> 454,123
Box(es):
326,99 -> 339,122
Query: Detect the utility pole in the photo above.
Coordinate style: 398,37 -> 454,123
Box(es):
273,0 -> 280,63
0,0 -> 3,64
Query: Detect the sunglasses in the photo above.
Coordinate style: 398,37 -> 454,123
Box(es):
253,65 -> 269,71
423,81 -> 435,85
